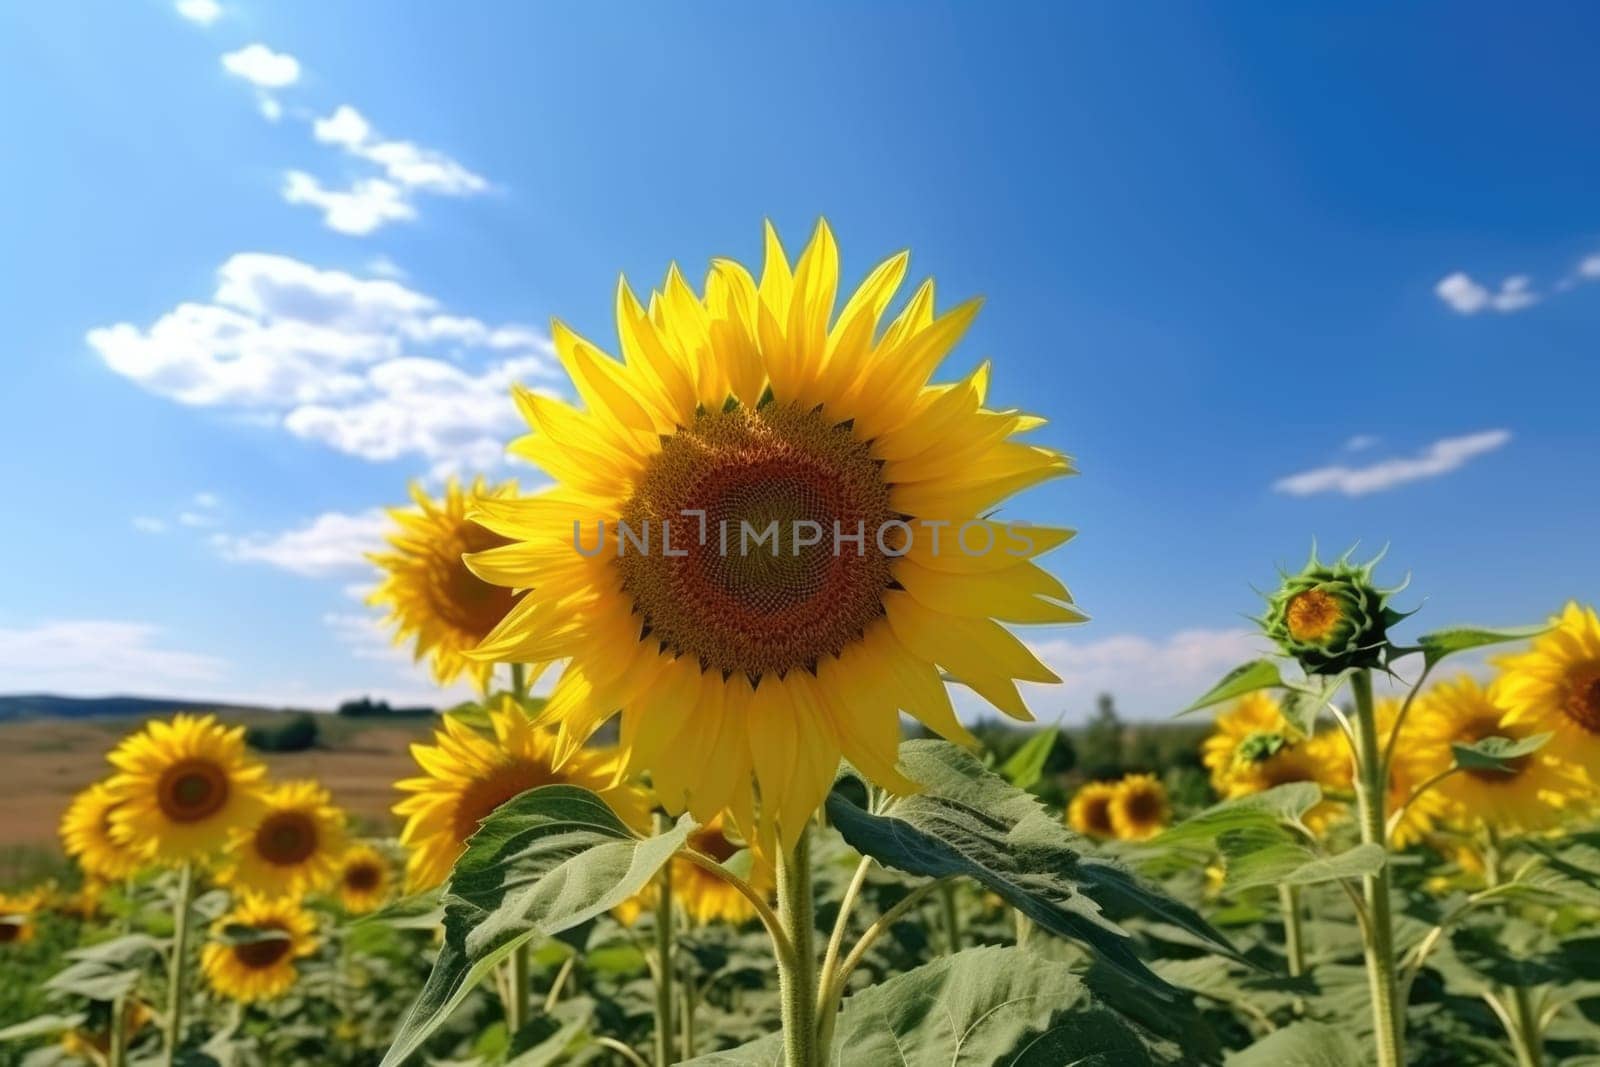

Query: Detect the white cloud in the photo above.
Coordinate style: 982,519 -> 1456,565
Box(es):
174,0 -> 221,24
221,44 -> 300,89
1273,429 -> 1512,497
1579,254 -> 1600,280
312,105 -> 487,196
193,492 -> 221,509
1009,628 -> 1269,721
366,255 -> 406,280
0,620 -> 226,693
214,508 -> 388,577
283,171 -> 415,235
177,510 -> 219,529
87,253 -> 555,474
1434,272 -> 1539,315
132,516 -> 167,534
258,95 -> 283,123
1344,434 -> 1380,453
323,612 -> 407,663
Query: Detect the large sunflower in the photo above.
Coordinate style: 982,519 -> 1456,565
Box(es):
1067,782 -> 1118,838
1375,697 -> 1447,849
200,895 -> 317,1003
335,844 -> 393,915
1497,602 -> 1600,776
394,697 -> 651,891
1108,773 -> 1171,841
1412,674 -> 1588,831
464,221 -> 1078,846
60,779 -> 144,881
105,715 -> 268,865
220,781 -> 347,899
1201,692 -> 1350,832
369,477 -> 524,691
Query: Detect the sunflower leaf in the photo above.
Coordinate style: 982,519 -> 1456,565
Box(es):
1219,834 -> 1385,893
1154,783 -> 1323,848
998,724 -> 1058,790
828,740 -> 1247,998
1180,660 -> 1284,715
1226,1020 -> 1366,1066
380,785 -> 694,1067
1414,625 -> 1549,670
1450,733 -> 1551,773
682,945 -> 1186,1065
1279,674 -> 1347,737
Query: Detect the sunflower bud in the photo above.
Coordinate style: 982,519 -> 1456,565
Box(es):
1263,549 -> 1405,674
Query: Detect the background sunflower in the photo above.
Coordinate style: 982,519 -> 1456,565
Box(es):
1067,781 -> 1119,838
221,780 -> 348,899
1108,773 -> 1171,840
1497,601 -> 1600,779
60,779 -> 144,881
200,894 -> 318,1003
335,844 -> 393,915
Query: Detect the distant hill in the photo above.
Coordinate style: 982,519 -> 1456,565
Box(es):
0,694 -> 317,721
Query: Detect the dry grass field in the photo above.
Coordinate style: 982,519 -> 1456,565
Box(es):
0,714 -> 432,883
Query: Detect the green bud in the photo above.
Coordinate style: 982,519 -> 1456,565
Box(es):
1262,547 -> 1408,675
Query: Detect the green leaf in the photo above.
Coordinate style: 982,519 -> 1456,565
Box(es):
1278,674 -> 1347,737
1450,732 -> 1550,774
212,923 -> 291,947
828,741 -> 1245,999
380,785 -> 694,1067
506,998 -> 595,1066
1225,1021 -> 1365,1066
441,699 -> 492,730
43,935 -> 166,1003
1155,783 -> 1323,848
1415,625 -> 1548,669
999,726 -> 1058,791
1181,660 -> 1284,715
1220,835 -> 1385,893
685,945 -> 1184,1065
66,933 -> 167,965
0,1013 -> 87,1043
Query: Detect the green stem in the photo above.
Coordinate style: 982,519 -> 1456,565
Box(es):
1352,671 -> 1404,1067
653,817 -> 675,1067
544,953 -> 577,1013
938,882 -> 961,955
680,968 -> 698,1062
161,862 -> 195,1067
507,943 -> 530,1035
109,994 -> 127,1067
510,662 -> 528,701
1279,884 -> 1306,977
776,825 -> 820,1067
1484,830 -> 1544,1067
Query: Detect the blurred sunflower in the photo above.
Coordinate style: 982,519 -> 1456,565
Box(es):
1067,781 -> 1118,838
463,221 -> 1078,847
394,697 -> 650,891
1108,773 -> 1171,840
0,889 -> 41,945
369,477 -> 524,691
335,844 -> 392,914
104,715 -> 267,865
200,895 -> 317,1003
1201,692 -> 1349,832
616,815 -> 774,927
221,781 -> 347,899
1497,602 -> 1600,776
1375,697 -> 1448,849
1412,674 -> 1587,831
60,780 -> 143,881
60,1000 -> 153,1061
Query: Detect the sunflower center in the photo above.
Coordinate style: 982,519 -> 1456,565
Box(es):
1562,665 -> 1600,734
344,862 -> 382,892
0,921 -> 21,943
232,927 -> 292,970
1082,795 -> 1114,836
617,402 -> 896,680
427,521 -> 521,641
450,760 -> 552,844
1286,588 -> 1343,643
1258,756 -> 1314,788
1123,788 -> 1162,824
253,812 -> 318,867
688,825 -> 742,863
1459,715 -> 1531,783
156,760 -> 230,823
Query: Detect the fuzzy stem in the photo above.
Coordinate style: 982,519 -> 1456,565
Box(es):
652,819 -> 675,1067
938,882 -> 961,955
1351,670 -> 1404,1067
510,662 -> 528,701
1279,884 -> 1306,977
680,968 -> 698,1062
160,862 -> 196,1067
776,825 -> 820,1067
1485,829 -> 1544,1067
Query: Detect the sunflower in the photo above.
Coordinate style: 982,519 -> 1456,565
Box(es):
60,1000 -> 153,1061
1411,674 -> 1588,831
61,780 -> 145,881
369,477 -> 524,691
1497,602 -> 1600,777
620,814 -> 775,927
200,894 -> 317,1003
220,780 -> 347,899
104,715 -> 267,866
335,844 -> 392,914
0,889 -> 41,946
394,697 -> 651,891
1375,697 -> 1447,849
463,221 -> 1078,847
1108,773 -> 1171,840
1201,692 -> 1350,832
1067,782 -> 1118,838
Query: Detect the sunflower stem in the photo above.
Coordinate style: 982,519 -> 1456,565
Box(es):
161,862 -> 195,1067
1351,670 -> 1405,1067
506,943 -> 530,1036
1484,828 -> 1544,1067
510,662 -> 528,702
109,993 -> 127,1067
776,824 -> 820,1067
652,815 -> 675,1067
1279,883 -> 1306,978
938,882 -> 961,955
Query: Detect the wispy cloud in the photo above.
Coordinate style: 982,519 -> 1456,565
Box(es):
313,106 -> 488,196
213,508 -> 389,577
1435,272 -> 1538,315
132,516 -> 167,534
0,620 -> 226,694
220,44 -> 300,89
1273,429 -> 1512,497
282,172 -> 415,236
174,0 -> 221,25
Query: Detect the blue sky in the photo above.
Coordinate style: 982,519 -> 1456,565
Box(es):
1,2 -> 1596,718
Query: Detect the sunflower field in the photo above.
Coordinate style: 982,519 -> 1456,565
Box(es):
5,225 -> 1600,1067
